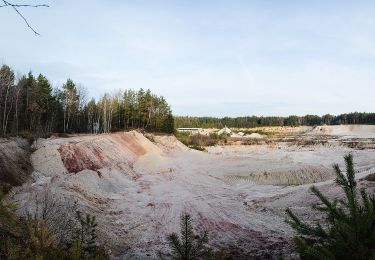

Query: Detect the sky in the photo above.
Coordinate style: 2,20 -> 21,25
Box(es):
1,0 -> 375,117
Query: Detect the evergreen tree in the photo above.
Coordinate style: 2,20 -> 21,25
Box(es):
26,217 -> 55,259
160,213 -> 212,260
75,211 -> 102,256
61,79 -> 79,133
0,192 -> 109,259
163,111 -> 175,134
16,72 -> 35,133
286,154 -> 375,259
34,74 -> 56,136
0,193 -> 18,240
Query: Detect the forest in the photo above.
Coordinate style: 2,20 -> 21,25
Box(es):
175,113 -> 375,129
0,64 -> 174,138
2,63 -> 375,140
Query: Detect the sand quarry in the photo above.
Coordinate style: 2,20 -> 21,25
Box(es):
9,125 -> 375,259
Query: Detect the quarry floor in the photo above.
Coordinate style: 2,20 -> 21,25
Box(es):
9,125 -> 375,259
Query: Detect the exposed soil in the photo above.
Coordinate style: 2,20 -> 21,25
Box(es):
10,126 -> 375,259
0,138 -> 32,193
59,143 -> 110,174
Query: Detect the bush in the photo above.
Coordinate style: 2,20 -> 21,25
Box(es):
286,154 -> 375,259
0,192 -> 109,259
240,129 -> 273,136
175,133 -> 226,147
10,131 -> 38,144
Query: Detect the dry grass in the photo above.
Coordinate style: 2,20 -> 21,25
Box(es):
175,132 -> 227,147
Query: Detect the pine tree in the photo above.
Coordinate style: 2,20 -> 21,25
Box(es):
75,211 -> 100,255
26,218 -> 55,258
61,79 -> 79,133
35,74 -> 55,136
0,192 -> 109,259
0,192 -> 23,259
160,213 -> 212,260
286,154 -> 375,259
163,111 -> 175,134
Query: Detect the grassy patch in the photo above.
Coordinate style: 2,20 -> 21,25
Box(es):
238,129 -> 274,136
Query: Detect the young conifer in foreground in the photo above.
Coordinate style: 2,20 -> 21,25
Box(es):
0,192 -> 109,259
286,154 -> 375,259
159,213 -> 213,260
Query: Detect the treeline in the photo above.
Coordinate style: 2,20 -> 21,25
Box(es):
0,64 -> 174,137
175,113 -> 375,128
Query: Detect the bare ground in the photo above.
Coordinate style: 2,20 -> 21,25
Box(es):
9,125 -> 375,259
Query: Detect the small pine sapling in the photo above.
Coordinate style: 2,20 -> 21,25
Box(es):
286,154 -> 375,259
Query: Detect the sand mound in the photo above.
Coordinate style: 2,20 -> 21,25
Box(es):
152,134 -> 189,151
32,131 -> 171,179
312,125 -> 375,138
58,143 -> 110,174
246,133 -> 263,139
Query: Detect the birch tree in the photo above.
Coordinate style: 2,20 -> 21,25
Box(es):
0,1 -> 49,35
0,65 -> 15,136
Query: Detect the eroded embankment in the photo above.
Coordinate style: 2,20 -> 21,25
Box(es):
57,131 -> 169,179
0,138 -> 32,192
58,144 -> 110,174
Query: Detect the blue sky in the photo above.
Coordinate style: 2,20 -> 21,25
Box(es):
1,0 -> 375,116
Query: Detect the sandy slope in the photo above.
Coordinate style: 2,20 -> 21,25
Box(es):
311,125 -> 375,137
10,127 -> 375,259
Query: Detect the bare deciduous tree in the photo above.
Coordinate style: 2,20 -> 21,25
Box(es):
0,0 -> 49,35
29,187 -> 79,244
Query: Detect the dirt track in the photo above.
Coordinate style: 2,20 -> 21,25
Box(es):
10,126 -> 375,259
